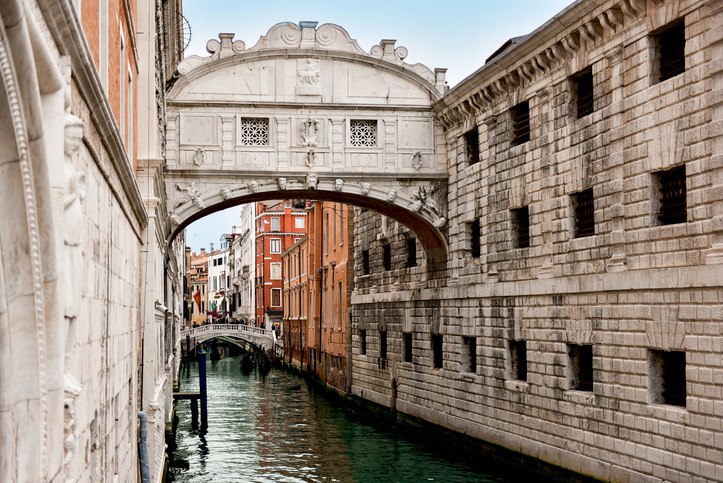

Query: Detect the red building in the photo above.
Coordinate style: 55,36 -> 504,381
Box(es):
255,200 -> 307,329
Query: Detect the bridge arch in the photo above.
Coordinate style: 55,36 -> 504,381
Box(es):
164,21 -> 451,272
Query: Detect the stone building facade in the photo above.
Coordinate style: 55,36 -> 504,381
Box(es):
351,0 -> 722,481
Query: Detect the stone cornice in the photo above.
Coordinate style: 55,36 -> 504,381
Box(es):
37,0 -> 148,229
434,0 -> 651,131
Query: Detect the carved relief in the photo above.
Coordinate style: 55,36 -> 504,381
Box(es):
220,187 -> 232,200
306,149 -> 317,167
334,179 -> 344,191
301,118 -> 319,147
297,59 -> 320,86
176,182 -> 206,209
63,373 -> 82,465
169,213 -> 182,226
386,189 -> 397,202
193,147 -> 207,166
306,174 -> 318,190
248,181 -> 260,193
277,177 -> 287,190
411,152 -> 423,170
63,113 -> 86,320
360,182 -> 371,196
433,217 -> 447,228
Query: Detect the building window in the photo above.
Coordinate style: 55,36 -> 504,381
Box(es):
511,206 -> 530,248
270,262 -> 282,280
405,236 -> 417,268
652,20 -> 685,83
469,219 -> 481,258
271,288 -> 281,306
464,126 -> 480,166
361,250 -> 370,275
294,217 -> 305,229
349,119 -> 377,147
324,213 -> 329,254
403,332 -> 413,363
360,329 -> 367,355
240,118 -> 269,146
337,282 -> 343,329
432,334 -> 443,369
382,243 -> 392,271
508,340 -> 527,381
379,330 -> 387,359
649,349 -> 686,407
462,336 -> 476,374
510,101 -> 530,145
568,344 -> 593,392
571,188 -> 595,238
654,165 -> 687,225
270,238 -> 281,254
572,66 -> 594,119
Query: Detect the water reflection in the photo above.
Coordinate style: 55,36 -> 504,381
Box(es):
172,355 -> 524,482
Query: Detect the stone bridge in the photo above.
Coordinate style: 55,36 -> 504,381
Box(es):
180,324 -> 275,352
163,21 -> 451,268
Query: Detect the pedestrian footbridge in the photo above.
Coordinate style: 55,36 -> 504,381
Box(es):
180,324 -> 275,352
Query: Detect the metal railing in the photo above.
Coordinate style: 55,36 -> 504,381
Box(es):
180,323 -> 272,338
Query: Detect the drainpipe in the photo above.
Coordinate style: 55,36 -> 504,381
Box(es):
137,411 -> 151,483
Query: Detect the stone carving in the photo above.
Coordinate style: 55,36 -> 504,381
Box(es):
301,118 -> 319,147
306,149 -> 317,167
298,59 -> 320,86
411,152 -> 423,170
306,174 -> 318,190
410,200 -> 423,212
176,182 -> 205,209
63,373 -> 82,465
248,181 -> 260,193
63,113 -> 85,320
277,177 -> 287,190
433,217 -> 447,228
193,147 -> 207,166
169,214 -> 182,226
360,182 -> 371,196
220,187 -> 232,200
386,189 -> 397,202
411,185 -> 436,212
334,179 -> 344,191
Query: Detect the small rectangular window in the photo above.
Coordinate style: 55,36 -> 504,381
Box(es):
568,344 -> 593,391
270,217 -> 281,232
294,217 -> 305,229
509,339 -> 527,381
406,237 -> 417,268
464,126 -> 480,166
271,288 -> 281,306
382,243 -> 392,271
511,206 -> 530,248
649,349 -> 686,407
432,334 -> 443,369
510,101 -> 530,145
653,20 -> 685,83
379,330 -> 387,359
654,165 -> 687,225
403,332 -> 413,363
270,238 -> 281,254
270,262 -> 282,280
462,336 -> 477,374
573,66 -> 594,118
240,118 -> 270,146
571,188 -> 595,238
362,250 -> 370,275
469,219 -> 481,258
360,329 -> 367,355
349,119 -> 377,147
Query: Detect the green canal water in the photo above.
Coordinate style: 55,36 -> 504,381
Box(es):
171,355 -> 545,482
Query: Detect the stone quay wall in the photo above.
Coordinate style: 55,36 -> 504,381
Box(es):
351,0 -> 723,481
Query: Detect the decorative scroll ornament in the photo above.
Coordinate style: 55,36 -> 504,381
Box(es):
334,179 -> 344,191
220,187 -> 232,200
301,118 -> 319,147
169,213 -> 182,226
433,217 -> 447,228
306,174 -> 318,190
176,182 -> 205,209
386,189 -> 397,202
193,147 -> 207,166
277,177 -> 287,190
306,149 -> 317,167
248,181 -> 260,193
411,152 -> 423,170
361,182 -> 371,196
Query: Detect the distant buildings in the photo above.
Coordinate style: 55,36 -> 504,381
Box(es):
189,249 -> 209,326
229,204 -> 256,324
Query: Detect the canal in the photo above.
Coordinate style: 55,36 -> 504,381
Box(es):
171,354 -> 554,482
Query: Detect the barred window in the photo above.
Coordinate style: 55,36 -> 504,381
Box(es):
240,118 -> 269,146
568,344 -> 593,392
572,67 -> 594,119
511,206 -> 530,248
655,165 -> 687,225
349,120 -> 377,147
572,188 -> 595,238
649,349 -> 686,407
510,101 -> 530,145
464,126 -> 480,166
653,20 -> 685,83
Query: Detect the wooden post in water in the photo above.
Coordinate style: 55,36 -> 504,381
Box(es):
190,397 -> 198,429
197,349 -> 208,429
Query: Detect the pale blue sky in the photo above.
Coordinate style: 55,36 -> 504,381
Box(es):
181,0 -> 575,253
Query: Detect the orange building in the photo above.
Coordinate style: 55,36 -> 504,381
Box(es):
189,249 -> 209,326
282,201 -> 353,392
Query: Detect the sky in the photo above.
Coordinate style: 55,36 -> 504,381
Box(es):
181,0 -> 575,253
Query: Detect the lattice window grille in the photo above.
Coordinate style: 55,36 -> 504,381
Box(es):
349,120 -> 377,147
240,118 -> 269,146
